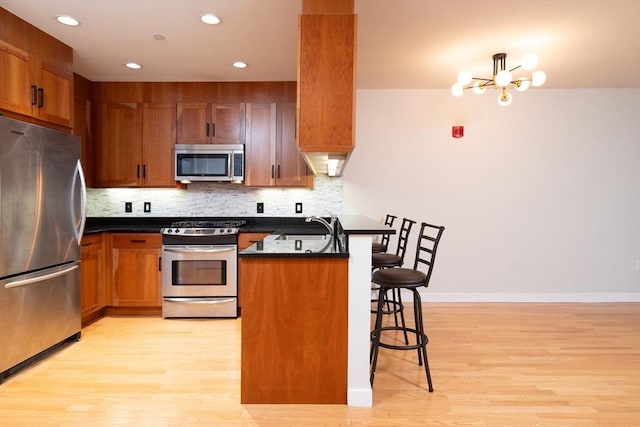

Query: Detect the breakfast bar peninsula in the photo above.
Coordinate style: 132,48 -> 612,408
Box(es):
238,215 -> 393,406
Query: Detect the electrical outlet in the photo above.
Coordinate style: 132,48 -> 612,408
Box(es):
125,202 -> 132,213
144,202 -> 151,213
257,202 -> 264,214
295,202 -> 303,214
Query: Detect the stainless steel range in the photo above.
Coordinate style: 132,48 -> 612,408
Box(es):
161,220 -> 245,318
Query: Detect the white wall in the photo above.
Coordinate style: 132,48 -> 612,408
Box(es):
345,88 -> 640,301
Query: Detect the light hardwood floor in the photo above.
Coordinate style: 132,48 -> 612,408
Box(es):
0,303 -> 639,426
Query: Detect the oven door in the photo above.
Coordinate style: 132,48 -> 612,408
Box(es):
161,245 -> 237,298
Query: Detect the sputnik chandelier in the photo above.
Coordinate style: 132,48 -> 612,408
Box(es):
451,52 -> 546,106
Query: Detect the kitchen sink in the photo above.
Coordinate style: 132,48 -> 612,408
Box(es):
275,234 -> 330,241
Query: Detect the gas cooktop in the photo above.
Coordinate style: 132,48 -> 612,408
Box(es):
161,219 -> 246,236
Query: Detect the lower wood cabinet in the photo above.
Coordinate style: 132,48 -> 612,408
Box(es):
239,256 -> 348,404
110,233 -> 162,307
80,234 -> 106,325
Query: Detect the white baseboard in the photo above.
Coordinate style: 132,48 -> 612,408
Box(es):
411,290 -> 640,303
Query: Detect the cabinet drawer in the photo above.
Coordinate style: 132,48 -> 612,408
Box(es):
111,233 -> 161,249
81,233 -> 103,251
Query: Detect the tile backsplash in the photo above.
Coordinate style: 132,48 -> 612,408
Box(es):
87,175 -> 343,217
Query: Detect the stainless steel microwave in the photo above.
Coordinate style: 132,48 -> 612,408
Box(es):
175,144 -> 244,183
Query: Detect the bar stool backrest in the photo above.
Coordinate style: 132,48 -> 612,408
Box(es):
394,218 -> 416,266
413,222 -> 446,287
379,214 -> 397,250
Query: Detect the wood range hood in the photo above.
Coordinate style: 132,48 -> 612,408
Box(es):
296,0 -> 356,177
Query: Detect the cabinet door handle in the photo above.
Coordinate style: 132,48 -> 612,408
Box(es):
142,164 -> 147,178
211,123 -> 215,137
277,165 -> 281,179
271,165 -> 275,179
206,123 -> 210,137
31,85 -> 38,105
37,88 -> 44,108
130,239 -> 146,243
136,165 -> 140,178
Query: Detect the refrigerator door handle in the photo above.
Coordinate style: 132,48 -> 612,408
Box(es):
3,263 -> 80,289
72,160 -> 88,242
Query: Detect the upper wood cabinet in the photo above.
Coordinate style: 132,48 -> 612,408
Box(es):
0,9 -> 73,128
244,103 -> 276,186
94,102 -> 176,188
74,74 -> 95,187
297,12 -> 355,154
176,103 -> 245,144
276,103 -> 312,187
244,103 -> 312,188
141,103 -> 177,186
95,102 -> 142,187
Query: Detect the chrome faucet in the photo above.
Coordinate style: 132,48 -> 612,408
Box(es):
305,215 -> 336,238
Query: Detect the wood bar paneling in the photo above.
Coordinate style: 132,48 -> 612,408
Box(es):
297,12 -> 355,153
240,257 -> 348,404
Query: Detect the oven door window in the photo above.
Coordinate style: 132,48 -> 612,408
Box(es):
171,260 -> 227,286
176,153 -> 229,178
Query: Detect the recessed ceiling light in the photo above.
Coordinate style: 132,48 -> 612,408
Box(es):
125,62 -> 142,70
232,62 -> 247,69
56,15 -> 80,26
200,13 -> 221,25
153,34 -> 166,41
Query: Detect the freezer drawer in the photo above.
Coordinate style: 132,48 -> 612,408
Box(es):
0,263 -> 81,380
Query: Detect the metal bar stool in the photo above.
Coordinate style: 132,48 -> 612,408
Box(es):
370,222 -> 445,392
372,214 -> 397,253
371,218 -> 416,343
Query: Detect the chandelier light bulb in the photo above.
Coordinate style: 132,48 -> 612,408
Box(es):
495,70 -> 512,87
451,83 -> 464,97
472,81 -> 487,95
521,53 -> 538,70
457,70 -> 472,86
498,88 -> 512,106
515,77 -> 530,92
531,70 -> 547,87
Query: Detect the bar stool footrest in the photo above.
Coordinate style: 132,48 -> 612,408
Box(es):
371,326 -> 429,351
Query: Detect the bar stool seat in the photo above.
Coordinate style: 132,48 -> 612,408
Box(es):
371,242 -> 387,253
373,267 -> 426,286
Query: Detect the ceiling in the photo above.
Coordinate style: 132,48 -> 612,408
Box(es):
1,0 -> 639,89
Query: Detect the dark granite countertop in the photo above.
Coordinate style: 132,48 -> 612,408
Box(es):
239,234 -> 348,258
84,215 -> 393,259
83,216 -> 329,235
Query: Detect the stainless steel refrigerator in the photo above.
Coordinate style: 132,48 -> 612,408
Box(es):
0,116 -> 86,383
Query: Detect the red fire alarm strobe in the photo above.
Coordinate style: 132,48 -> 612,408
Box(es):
452,125 -> 464,138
